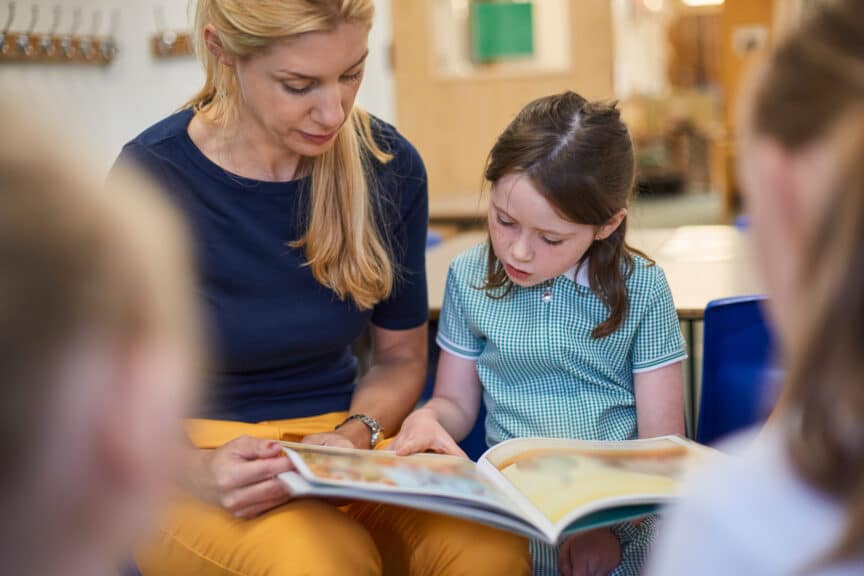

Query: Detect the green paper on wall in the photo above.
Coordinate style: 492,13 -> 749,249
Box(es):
471,2 -> 534,62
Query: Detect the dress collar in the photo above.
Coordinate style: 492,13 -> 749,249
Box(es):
562,261 -> 591,287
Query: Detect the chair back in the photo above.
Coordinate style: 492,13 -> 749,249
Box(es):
697,295 -> 777,445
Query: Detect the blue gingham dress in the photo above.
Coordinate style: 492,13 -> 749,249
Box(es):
436,243 -> 687,575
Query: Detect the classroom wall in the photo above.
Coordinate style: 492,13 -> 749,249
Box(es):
392,0 -> 615,198
0,0 -> 395,172
720,0 -> 774,133
611,0 -> 670,98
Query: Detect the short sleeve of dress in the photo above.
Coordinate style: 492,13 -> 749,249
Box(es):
632,267 -> 687,373
435,261 -> 484,359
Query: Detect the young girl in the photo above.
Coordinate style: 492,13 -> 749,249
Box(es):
0,104 -> 202,576
648,0 -> 864,573
391,92 -> 687,575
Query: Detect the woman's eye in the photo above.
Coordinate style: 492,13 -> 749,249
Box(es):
282,83 -> 312,95
541,237 -> 563,246
342,71 -> 363,83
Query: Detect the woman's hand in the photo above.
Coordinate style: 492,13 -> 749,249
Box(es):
302,430 -> 360,449
190,436 -> 295,519
389,408 -> 467,457
558,528 -> 621,576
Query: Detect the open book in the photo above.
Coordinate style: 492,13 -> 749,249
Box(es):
279,435 -> 713,544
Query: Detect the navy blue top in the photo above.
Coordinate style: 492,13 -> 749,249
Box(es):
116,109 -> 428,422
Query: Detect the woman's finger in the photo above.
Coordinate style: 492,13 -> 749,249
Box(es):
221,477 -> 292,514
222,457 -> 294,490
229,436 -> 285,460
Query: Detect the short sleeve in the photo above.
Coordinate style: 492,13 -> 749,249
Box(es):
111,142 -> 160,180
632,269 -> 687,373
370,140 -> 430,331
435,263 -> 484,359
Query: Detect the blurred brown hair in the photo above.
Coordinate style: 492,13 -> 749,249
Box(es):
0,103 -> 201,573
483,91 -> 649,338
749,0 -> 864,564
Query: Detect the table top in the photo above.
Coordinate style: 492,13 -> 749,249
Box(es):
426,225 -> 763,320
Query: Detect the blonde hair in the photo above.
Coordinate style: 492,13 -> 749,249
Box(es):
749,0 -> 864,564
0,104 -> 200,574
185,0 -> 395,310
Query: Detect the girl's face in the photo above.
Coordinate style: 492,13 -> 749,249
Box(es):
229,20 -> 369,158
488,173 -> 625,287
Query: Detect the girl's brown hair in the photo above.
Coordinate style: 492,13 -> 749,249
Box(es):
749,0 -> 864,564
186,0 -> 394,310
483,91 -> 649,338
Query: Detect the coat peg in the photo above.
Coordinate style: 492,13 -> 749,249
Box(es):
78,9 -> 101,61
38,4 -> 60,57
151,4 -> 193,58
0,2 -> 16,55
59,6 -> 79,60
98,10 -> 119,62
153,5 -> 174,56
15,3 -> 37,56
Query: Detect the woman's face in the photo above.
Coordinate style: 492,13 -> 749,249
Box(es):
232,21 -> 369,158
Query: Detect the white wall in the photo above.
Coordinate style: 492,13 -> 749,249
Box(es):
0,0 -> 395,171
611,0 -> 671,98
430,0 -> 570,78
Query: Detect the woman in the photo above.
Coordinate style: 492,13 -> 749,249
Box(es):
648,0 -> 864,574
116,1 -> 529,574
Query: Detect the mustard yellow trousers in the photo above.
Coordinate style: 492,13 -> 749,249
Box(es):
136,412 -> 530,576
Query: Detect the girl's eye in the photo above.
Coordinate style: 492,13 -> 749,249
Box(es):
496,213 -> 514,227
282,83 -> 313,95
541,237 -> 564,246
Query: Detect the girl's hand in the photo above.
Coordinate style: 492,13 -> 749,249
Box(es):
389,408 -> 467,457
192,436 -> 295,519
558,528 -> 621,576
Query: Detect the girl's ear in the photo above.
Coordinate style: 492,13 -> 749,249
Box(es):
596,208 -> 628,240
203,24 -> 235,67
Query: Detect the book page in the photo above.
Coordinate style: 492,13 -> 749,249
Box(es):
281,442 -> 518,511
482,436 -> 708,526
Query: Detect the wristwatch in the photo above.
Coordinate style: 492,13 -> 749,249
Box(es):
336,414 -> 382,448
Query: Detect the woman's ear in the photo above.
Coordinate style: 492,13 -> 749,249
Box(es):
596,208 -> 628,240
203,24 -> 235,66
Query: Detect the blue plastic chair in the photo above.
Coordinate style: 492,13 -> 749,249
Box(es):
458,401 -> 488,461
426,230 -> 443,250
697,295 -> 778,445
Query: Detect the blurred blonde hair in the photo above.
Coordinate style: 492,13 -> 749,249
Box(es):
0,102 -> 201,572
749,0 -> 864,564
185,0 -> 395,310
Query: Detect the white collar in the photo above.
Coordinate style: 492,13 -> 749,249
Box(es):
563,261 -> 591,287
